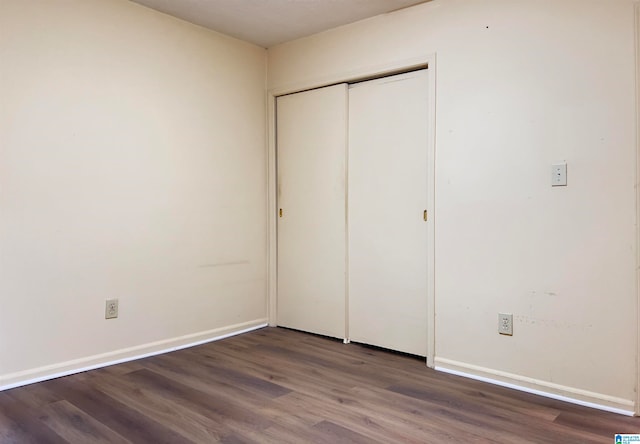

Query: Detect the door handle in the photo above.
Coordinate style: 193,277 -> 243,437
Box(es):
423,210 -> 428,221
279,208 -> 283,218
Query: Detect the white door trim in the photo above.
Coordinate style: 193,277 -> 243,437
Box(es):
266,54 -> 437,367
634,1 -> 640,416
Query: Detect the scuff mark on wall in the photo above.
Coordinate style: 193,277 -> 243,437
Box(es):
198,260 -> 250,268
515,314 -> 592,331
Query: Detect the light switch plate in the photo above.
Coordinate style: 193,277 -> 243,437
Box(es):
551,163 -> 567,186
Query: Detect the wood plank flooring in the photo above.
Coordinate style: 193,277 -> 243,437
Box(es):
1,327 -> 638,443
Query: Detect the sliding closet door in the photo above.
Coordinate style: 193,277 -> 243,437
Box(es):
348,70 -> 429,356
276,84 -> 347,339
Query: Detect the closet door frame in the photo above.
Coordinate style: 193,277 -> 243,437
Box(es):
267,54 -> 437,367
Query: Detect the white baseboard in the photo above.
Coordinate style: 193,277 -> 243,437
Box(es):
0,318 -> 268,392
435,357 -> 635,416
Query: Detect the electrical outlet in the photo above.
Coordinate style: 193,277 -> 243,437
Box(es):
498,313 -> 513,336
105,299 -> 118,319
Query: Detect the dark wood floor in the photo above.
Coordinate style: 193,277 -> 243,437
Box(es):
0,327 -> 638,443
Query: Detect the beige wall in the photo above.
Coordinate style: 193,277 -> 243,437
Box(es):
0,0 -> 267,385
269,0 -> 638,411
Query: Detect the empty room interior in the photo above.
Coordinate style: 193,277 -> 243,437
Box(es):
2,0 -> 640,441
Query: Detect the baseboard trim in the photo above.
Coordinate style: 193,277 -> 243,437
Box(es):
435,358 -> 635,416
0,318 -> 268,392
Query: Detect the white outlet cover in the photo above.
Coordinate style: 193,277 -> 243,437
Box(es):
498,313 -> 513,336
105,299 -> 119,319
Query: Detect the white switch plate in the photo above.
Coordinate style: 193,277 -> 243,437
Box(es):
551,163 -> 567,186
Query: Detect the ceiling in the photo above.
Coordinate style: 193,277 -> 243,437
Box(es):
129,0 -> 430,48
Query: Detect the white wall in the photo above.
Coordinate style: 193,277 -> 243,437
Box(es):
269,0 -> 638,412
0,0 -> 267,386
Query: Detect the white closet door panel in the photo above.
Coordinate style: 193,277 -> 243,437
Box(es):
348,70 -> 429,356
276,84 -> 347,339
